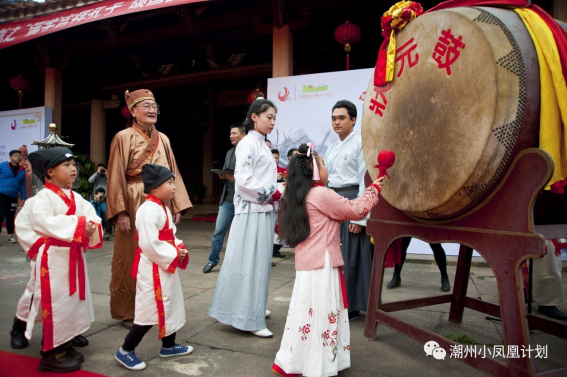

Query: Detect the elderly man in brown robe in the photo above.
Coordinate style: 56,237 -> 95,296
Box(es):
107,89 -> 192,327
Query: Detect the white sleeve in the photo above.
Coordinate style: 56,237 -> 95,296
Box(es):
351,140 -> 369,227
15,199 -> 42,256
30,191 -> 83,242
136,205 -> 180,272
235,140 -> 278,204
78,196 -> 103,248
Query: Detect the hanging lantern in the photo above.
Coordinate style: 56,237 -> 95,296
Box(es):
247,88 -> 265,105
334,21 -> 361,71
121,105 -> 131,119
10,75 -> 31,109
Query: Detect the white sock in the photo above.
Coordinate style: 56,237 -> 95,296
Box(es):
119,347 -> 129,355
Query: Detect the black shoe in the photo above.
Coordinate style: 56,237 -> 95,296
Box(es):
273,244 -> 286,258
10,329 -> 28,349
348,311 -> 360,321
538,305 -> 567,321
271,262 -> 276,267
387,275 -> 401,289
64,344 -> 85,363
203,263 -> 217,273
38,350 -> 82,373
441,277 -> 451,292
10,317 -> 28,349
122,320 -> 134,329
72,335 -> 89,347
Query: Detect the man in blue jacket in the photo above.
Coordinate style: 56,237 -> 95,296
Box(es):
0,150 -> 27,243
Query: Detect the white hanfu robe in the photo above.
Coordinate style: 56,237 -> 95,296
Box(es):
133,196 -> 188,338
26,183 -> 102,351
14,197 -> 45,322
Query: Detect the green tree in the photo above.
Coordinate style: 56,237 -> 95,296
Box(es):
74,154 -> 96,200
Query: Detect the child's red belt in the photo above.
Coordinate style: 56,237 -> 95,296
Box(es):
44,237 -> 88,300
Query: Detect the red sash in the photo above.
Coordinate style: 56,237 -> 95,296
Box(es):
28,236 -> 46,260
130,195 -> 187,339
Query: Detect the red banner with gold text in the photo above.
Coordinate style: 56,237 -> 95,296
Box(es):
0,0 -> 207,50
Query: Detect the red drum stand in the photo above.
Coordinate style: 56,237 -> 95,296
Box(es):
365,149 -> 567,376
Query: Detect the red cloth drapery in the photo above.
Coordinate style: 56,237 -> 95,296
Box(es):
0,0 -> 207,50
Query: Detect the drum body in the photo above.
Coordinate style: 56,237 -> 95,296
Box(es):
362,7 -> 540,220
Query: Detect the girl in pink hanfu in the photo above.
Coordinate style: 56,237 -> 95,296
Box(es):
273,143 -> 384,377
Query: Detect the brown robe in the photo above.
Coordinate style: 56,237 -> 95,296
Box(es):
107,124 -> 192,320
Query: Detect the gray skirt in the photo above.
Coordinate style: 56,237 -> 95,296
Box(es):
208,210 -> 276,331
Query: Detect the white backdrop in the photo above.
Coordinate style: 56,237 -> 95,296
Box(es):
268,70 -> 480,258
0,107 -> 51,162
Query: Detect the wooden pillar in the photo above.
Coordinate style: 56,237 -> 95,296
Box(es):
44,68 -> 62,134
554,0 -> 567,22
202,84 -> 215,204
273,24 -> 293,78
90,99 -> 106,165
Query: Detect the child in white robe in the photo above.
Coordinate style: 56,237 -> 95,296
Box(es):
11,197 -> 91,350
115,164 -> 191,371
27,147 -> 102,373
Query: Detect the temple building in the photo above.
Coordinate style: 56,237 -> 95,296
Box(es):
0,0 -> 562,203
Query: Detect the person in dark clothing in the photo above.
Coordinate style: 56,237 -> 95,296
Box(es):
90,187 -> 112,239
386,237 -> 451,292
203,124 -> 246,273
0,150 -> 27,243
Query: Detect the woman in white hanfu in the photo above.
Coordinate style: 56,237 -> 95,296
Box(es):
208,98 -> 284,338
273,143 -> 384,377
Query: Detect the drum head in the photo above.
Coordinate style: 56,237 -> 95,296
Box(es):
362,7 -> 537,220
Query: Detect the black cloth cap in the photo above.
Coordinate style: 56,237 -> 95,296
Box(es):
28,147 -> 74,182
9,150 -> 21,156
141,163 -> 175,194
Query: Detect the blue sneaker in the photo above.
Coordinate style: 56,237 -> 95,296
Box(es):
159,344 -> 193,358
115,349 -> 146,370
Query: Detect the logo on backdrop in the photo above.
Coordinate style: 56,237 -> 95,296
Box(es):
298,84 -> 331,100
11,119 -> 17,130
278,87 -> 290,101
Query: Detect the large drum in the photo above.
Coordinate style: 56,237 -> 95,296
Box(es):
362,7 -> 540,220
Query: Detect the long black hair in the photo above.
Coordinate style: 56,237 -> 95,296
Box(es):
279,143 -> 316,247
243,99 -> 277,131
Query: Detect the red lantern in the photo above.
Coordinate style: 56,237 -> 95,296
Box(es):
247,89 -> 265,105
10,75 -> 31,109
121,105 -> 131,119
334,21 -> 361,70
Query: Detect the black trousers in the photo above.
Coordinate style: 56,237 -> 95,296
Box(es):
393,237 -> 448,279
122,324 -> 176,352
0,193 -> 18,234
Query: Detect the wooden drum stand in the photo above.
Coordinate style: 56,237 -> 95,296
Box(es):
365,149 -> 567,376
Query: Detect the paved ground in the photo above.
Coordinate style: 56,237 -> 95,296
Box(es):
1,216 -> 566,377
